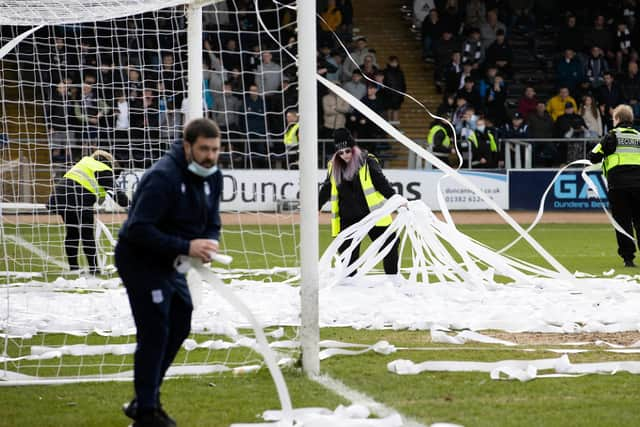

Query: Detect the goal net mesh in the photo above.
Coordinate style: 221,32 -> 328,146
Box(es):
0,0 -> 304,384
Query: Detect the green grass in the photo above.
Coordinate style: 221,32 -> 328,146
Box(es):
1,223 -> 639,426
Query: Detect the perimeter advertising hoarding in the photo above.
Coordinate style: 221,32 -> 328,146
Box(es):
508,169 -> 608,210
116,169 -> 508,211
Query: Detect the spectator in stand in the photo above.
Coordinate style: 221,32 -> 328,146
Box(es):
383,56 -> 406,123
242,45 -> 262,84
500,111 -> 529,138
572,78 -> 594,105
437,92 -> 457,121
344,36 -> 377,80
427,118 -> 455,164
557,14 -> 583,55
480,9 -> 507,52
344,70 -> 367,105
339,0 -> 354,39
507,0 -> 536,34
477,64 -> 498,101
547,87 -> 578,121
360,54 -> 379,80
517,86 -> 538,120
622,60 -> 640,117
413,0 -> 436,28
462,28 -> 483,66
554,102 -> 588,162
556,48 -> 584,93
214,82 -> 244,135
75,81 -> 109,148
457,76 -> 483,110
356,85 -> 385,151
528,101 -> 556,166
331,50 -> 349,83
244,83 -> 268,168
113,90 -> 130,164
615,20 -> 633,72
585,46 -> 609,88
597,71 -> 625,119
585,15 -> 614,62
457,104 -> 478,141
142,88 -> 160,163
580,94 -> 604,137
321,86 -> 351,140
47,79 -> 76,164
443,51 -> 463,94
255,51 -> 282,95
468,116 -> 499,168
322,46 -> 341,82
319,0 -> 342,47
221,38 -> 242,71
422,8 -> 446,62
441,1 -> 464,35
457,61 -> 479,91
484,74 -> 508,126
465,0 -> 487,30
433,30 -> 459,91
373,71 -> 391,116
160,54 -> 185,137
485,29 -> 513,78
452,94 -> 471,133
528,101 -> 554,138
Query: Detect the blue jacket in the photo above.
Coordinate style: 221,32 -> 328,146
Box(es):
117,140 -> 223,275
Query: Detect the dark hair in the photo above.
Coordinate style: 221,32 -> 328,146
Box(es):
183,118 -> 220,144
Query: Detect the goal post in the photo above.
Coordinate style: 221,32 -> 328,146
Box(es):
296,0 -> 320,377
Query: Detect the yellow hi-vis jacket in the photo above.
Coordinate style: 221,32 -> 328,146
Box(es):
427,124 -> 451,148
64,156 -> 112,198
592,127 -> 640,177
468,130 -> 498,152
284,123 -> 299,145
328,154 -> 392,237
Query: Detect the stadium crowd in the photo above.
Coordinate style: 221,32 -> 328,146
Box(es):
418,0 -> 640,167
31,0 -> 406,170
11,0 -> 640,169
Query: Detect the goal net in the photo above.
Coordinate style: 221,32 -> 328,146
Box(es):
0,0 -> 307,386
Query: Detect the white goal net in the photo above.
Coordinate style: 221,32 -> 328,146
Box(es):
0,0 -> 308,387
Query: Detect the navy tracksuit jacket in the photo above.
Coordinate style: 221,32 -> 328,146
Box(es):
115,140 -> 222,409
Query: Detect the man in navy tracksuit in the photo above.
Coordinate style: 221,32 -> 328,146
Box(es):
116,118 -> 223,427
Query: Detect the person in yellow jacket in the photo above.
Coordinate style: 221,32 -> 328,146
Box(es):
590,104 -> 640,267
318,128 -> 399,275
283,109 -> 300,169
48,150 -> 129,275
546,86 -> 578,121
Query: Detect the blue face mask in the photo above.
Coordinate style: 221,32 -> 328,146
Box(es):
188,161 -> 218,177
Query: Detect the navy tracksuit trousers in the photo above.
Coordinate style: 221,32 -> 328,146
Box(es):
115,242 -> 193,410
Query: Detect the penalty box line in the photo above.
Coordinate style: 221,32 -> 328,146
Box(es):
311,373 -> 428,427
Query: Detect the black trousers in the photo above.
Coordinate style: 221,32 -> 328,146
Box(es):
61,209 -> 98,273
608,187 -> 640,262
338,221 -> 399,275
115,244 -> 193,410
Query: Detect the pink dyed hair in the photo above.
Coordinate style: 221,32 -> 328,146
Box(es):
331,146 -> 363,185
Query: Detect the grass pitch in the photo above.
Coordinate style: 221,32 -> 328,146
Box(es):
2,223 -> 640,426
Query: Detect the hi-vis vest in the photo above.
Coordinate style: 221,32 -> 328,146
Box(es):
328,154 -> 392,237
284,123 -> 299,145
468,130 -> 497,152
427,124 -> 451,148
592,127 -> 640,177
64,156 -> 112,198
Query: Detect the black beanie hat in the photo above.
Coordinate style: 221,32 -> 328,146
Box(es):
333,128 -> 355,151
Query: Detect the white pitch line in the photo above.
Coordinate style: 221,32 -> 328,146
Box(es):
312,373 -> 428,427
